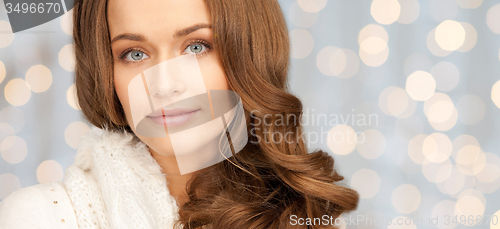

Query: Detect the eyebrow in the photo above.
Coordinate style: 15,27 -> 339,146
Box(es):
110,23 -> 211,44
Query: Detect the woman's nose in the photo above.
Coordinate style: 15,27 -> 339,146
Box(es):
146,58 -> 187,99
141,54 -> 206,110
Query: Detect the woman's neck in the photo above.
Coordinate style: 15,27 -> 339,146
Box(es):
148,148 -> 193,207
147,134 -> 223,207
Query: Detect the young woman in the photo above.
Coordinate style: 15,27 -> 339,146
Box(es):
0,0 -> 359,228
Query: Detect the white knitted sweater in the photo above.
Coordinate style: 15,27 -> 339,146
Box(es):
0,126 -> 181,229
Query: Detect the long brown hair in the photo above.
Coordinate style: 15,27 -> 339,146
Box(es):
72,0 -> 360,228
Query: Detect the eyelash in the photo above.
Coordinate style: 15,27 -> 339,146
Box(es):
118,39 -> 212,65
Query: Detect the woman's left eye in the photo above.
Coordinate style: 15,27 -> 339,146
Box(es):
184,42 -> 209,55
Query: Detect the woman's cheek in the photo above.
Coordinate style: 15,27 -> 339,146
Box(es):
113,71 -> 133,122
200,59 -> 229,91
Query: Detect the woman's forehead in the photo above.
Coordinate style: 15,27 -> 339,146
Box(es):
107,0 -> 211,39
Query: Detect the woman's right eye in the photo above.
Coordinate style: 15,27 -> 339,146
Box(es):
126,50 -> 149,61
119,48 -> 150,64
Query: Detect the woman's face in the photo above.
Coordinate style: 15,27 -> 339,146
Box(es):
107,0 -> 230,156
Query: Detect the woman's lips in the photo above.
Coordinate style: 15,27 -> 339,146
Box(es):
148,108 -> 200,127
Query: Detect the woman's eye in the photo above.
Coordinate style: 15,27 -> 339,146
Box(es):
125,50 -> 149,62
184,43 -> 208,55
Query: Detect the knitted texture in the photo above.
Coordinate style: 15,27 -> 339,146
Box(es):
63,126 -> 180,229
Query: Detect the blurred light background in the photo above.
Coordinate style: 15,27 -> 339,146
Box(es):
0,0 -> 499,228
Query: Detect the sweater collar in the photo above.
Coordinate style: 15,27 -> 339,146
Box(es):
65,126 -> 180,228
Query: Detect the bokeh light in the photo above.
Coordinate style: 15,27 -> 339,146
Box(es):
64,121 -> 91,149
380,86 -> 416,117
457,22 -> 477,52
492,210 -> 500,229
492,80 -> 500,109
358,24 -> 388,45
422,133 -> 452,163
461,151 -> 486,175
474,167 -> 500,194
486,4 -> 500,34
408,134 -> 427,165
36,160 -> 64,184
25,65 -> 53,93
290,29 -> 314,59
0,173 -> 21,200
435,20 -> 466,51
297,0 -> 327,13
387,87 -> 409,116
429,107 -> 458,131
474,153 -> 500,183
336,49 -> 360,79
370,0 -> 401,25
406,71 -> 436,101
356,129 -> 386,159
458,189 -> 486,206
454,195 -> 485,226
424,93 -> 458,132
391,184 -> 421,213
424,93 -> 452,116
360,37 -> 387,55
428,100 -> 454,123
0,135 -> 28,164
0,107 -> 25,134
359,42 -> 389,67
455,0 -> 483,9
67,83 -> 81,110
4,78 -> 32,106
0,20 -> 15,48
451,134 -> 480,160
436,166 -> 465,195
318,47 -> 361,79
289,1 -> 318,28
396,0 -> 420,24
422,158 -> 453,183
358,24 -> 389,67
327,125 -> 357,155
0,106 -> 25,134
317,46 -> 343,76
397,96 -> 417,119
455,144 -> 482,169
431,200 -> 456,229
0,61 -> 5,84
328,48 -> 347,76
427,28 -> 452,57
350,168 -> 381,199
359,45 -> 389,67
455,145 -> 481,165
60,9 -> 74,36
0,123 -> 15,139
58,44 -> 76,72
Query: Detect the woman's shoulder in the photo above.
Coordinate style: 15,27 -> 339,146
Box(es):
0,181 -> 78,229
